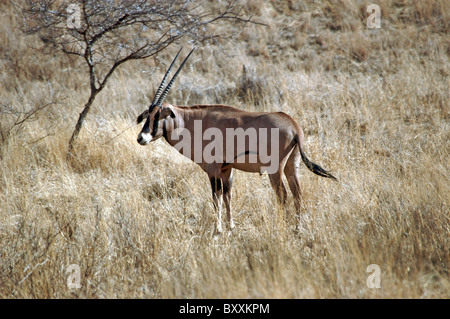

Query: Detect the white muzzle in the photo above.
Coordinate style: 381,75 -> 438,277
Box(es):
137,132 -> 152,145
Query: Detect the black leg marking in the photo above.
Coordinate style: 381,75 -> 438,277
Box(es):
210,177 -> 222,194
223,176 -> 232,194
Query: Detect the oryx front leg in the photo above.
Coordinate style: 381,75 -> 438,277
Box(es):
210,176 -> 224,233
222,168 -> 235,230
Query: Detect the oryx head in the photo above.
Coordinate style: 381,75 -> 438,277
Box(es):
137,48 -> 194,145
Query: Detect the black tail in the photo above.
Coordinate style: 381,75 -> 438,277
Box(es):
299,147 -> 337,181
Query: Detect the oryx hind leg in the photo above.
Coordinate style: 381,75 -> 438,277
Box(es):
268,172 -> 287,206
284,145 -> 302,213
268,147 -> 291,206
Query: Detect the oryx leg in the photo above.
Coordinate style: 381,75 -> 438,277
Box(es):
221,167 -> 235,230
209,175 -> 224,233
284,145 -> 302,213
268,172 -> 287,205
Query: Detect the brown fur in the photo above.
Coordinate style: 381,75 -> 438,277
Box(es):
137,103 -> 336,232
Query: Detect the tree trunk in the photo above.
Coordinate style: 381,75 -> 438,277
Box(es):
67,91 -> 98,157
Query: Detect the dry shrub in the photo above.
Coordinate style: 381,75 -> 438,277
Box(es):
237,65 -> 268,106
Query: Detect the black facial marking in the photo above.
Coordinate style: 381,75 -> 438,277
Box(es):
142,117 -> 150,133
151,111 -> 161,136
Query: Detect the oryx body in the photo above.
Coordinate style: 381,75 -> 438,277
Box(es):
136,49 -> 336,233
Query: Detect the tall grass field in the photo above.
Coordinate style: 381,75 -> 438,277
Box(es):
0,0 -> 448,298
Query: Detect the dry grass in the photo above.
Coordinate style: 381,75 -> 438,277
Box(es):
0,0 -> 448,298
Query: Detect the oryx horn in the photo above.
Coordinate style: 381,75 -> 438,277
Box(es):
155,48 -> 195,110
149,48 -> 183,110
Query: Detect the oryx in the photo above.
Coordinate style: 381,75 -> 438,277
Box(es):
137,48 -> 336,233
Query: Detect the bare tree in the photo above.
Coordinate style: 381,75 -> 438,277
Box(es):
20,0 -> 259,155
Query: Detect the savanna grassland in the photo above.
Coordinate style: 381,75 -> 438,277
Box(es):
0,0 -> 448,298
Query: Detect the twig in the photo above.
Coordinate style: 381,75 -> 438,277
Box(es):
106,122 -> 136,144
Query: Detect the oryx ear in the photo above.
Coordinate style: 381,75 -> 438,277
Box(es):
160,106 -> 175,119
137,110 -> 149,124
